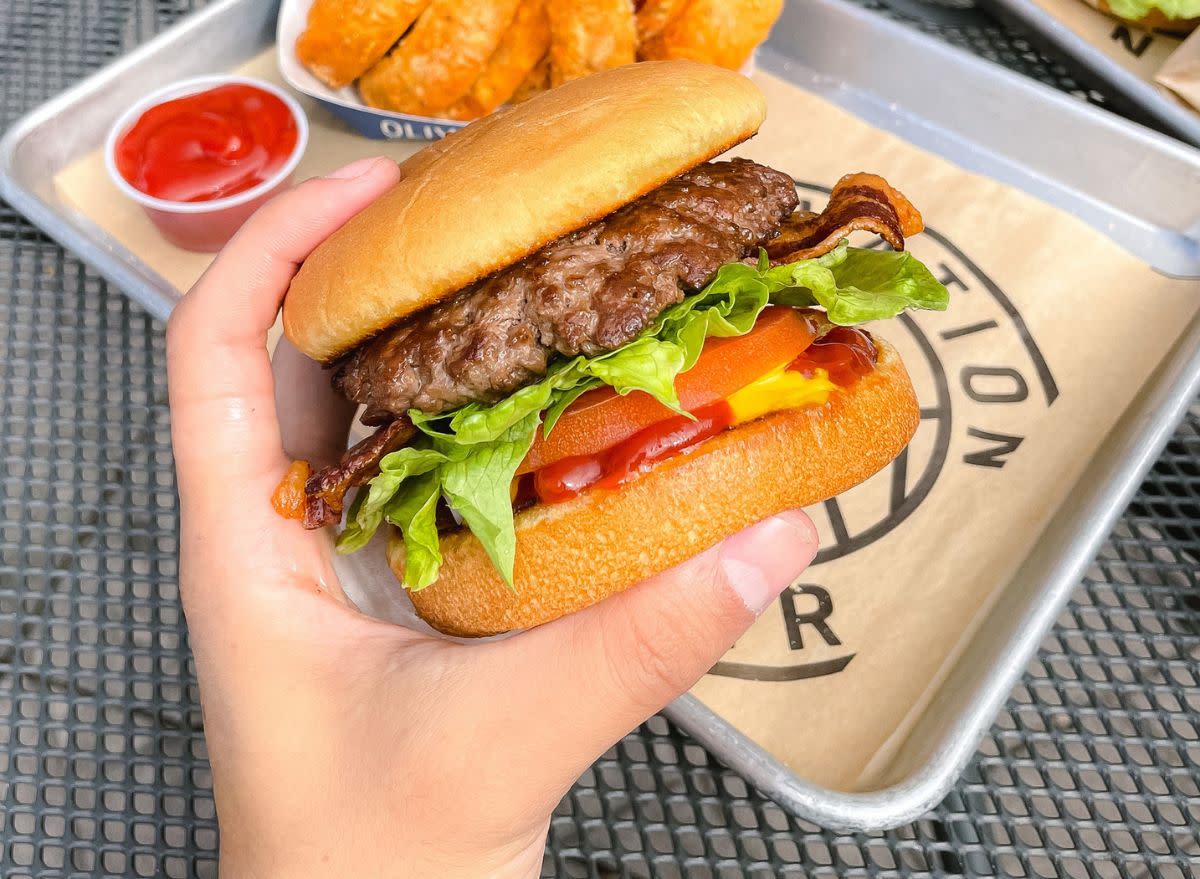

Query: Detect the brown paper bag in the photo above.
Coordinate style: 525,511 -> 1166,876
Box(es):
54,50 -> 1200,794
1157,27 -> 1200,110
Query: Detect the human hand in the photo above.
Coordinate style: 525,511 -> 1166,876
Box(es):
167,156 -> 818,878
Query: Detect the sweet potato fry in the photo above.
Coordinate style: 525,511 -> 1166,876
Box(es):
639,0 -> 783,70
296,0 -> 433,89
634,0 -> 689,42
547,0 -> 637,88
442,0 -> 551,121
359,0 -> 522,115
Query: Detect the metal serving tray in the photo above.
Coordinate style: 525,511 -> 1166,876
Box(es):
981,0 -> 1200,149
3,0 -> 1200,833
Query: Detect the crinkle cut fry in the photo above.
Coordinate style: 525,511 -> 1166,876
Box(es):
766,172 -> 925,264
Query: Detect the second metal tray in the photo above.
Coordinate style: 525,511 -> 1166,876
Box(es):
981,0 -> 1200,149
2,0 -> 1200,833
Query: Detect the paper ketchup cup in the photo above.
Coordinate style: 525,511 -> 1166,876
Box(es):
104,75 -> 309,252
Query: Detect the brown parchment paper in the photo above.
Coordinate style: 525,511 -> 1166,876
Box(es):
54,46 -> 1200,794
1157,27 -> 1200,111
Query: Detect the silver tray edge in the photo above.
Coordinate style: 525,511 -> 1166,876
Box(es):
980,0 -> 1200,149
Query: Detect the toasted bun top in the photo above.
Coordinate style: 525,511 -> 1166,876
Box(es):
283,61 -> 767,361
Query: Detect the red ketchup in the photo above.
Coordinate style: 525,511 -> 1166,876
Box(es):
534,402 -> 734,504
115,84 -> 298,203
788,326 -> 876,386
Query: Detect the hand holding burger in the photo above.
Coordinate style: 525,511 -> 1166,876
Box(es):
169,62 -> 953,874
168,155 -> 821,878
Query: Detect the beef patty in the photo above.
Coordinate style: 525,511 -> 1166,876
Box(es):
331,158 -> 799,419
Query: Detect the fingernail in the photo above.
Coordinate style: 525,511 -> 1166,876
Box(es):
323,157 -> 389,181
718,512 -> 818,614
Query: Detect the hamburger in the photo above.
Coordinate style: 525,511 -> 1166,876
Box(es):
1081,0 -> 1198,33
273,60 -> 950,637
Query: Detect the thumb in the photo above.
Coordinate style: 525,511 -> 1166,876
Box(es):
492,510 -> 818,790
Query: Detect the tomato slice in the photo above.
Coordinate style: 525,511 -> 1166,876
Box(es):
518,307 -> 818,475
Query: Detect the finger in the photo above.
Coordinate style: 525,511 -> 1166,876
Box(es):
273,337 -> 357,469
168,157 -> 400,492
177,156 -> 400,358
486,510 -> 819,794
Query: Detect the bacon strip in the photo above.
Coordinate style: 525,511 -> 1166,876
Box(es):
273,418 -> 415,529
766,173 -> 925,265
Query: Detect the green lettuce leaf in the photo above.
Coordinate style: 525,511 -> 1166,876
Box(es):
543,382 -> 599,436
768,241 -> 949,324
586,337 -> 688,411
382,472 -> 443,590
337,244 -> 949,588
335,445 -> 449,554
439,411 -> 539,589
1103,0 -> 1200,21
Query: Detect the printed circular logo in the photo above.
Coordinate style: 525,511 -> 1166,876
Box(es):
790,180 -> 1059,565
708,181 -> 1058,682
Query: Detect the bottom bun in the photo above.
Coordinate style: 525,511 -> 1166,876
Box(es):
395,336 -> 919,637
1084,0 -> 1198,33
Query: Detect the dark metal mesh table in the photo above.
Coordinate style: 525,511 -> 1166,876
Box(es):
1,1 -> 1198,876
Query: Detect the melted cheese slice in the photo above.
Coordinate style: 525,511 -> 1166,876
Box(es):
725,364 -> 835,426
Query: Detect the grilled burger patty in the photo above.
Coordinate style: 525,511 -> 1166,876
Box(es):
331,158 -> 799,420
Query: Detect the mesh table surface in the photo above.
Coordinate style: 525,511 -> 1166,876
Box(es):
1,1 -> 1198,876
